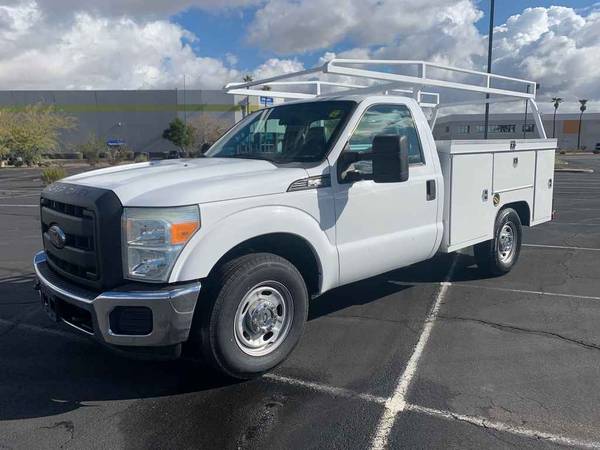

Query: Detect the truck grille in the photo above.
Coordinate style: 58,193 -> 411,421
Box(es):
40,183 -> 123,290
41,197 -> 98,282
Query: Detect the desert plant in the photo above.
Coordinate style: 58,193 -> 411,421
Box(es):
78,133 -> 106,166
41,166 -> 67,185
0,103 -> 76,166
107,145 -> 134,165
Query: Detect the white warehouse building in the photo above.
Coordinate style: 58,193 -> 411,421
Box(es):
433,112 -> 600,151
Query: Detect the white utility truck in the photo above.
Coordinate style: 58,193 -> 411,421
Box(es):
34,60 -> 556,378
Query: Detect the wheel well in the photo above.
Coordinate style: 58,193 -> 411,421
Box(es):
502,201 -> 531,226
209,233 -> 321,296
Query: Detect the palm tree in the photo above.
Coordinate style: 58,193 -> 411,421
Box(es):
242,74 -> 253,116
551,97 -> 563,139
577,99 -> 588,150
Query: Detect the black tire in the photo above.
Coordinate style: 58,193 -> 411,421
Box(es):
193,253 -> 308,379
474,208 -> 522,276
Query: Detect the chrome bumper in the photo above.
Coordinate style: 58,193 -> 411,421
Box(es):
33,251 -> 201,349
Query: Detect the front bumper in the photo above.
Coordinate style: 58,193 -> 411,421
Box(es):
33,251 -> 201,351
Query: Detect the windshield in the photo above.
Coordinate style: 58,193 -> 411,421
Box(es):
206,100 -> 355,163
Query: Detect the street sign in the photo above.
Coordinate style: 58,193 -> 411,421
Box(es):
260,96 -> 274,107
106,139 -> 125,147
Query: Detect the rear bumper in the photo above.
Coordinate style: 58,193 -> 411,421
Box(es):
33,251 -> 201,351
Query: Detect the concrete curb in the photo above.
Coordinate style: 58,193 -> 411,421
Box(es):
554,168 -> 594,173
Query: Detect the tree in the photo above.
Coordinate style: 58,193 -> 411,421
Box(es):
0,103 -> 76,165
242,74 -> 254,116
0,110 -> 10,160
162,117 -> 195,153
551,97 -> 563,139
189,114 -> 229,154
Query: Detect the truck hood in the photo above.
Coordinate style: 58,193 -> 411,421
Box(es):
63,158 -> 309,206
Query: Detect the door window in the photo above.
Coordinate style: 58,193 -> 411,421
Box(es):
340,104 -> 424,182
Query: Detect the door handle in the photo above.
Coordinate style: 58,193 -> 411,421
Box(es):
426,179 -> 436,201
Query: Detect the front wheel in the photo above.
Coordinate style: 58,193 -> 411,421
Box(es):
194,253 -> 308,379
474,208 -> 522,276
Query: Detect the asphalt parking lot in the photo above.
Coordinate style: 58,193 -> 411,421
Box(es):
1,155 -> 600,449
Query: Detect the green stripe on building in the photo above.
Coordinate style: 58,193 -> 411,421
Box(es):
0,104 -> 243,113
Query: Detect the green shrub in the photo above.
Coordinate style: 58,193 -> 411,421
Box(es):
41,166 -> 67,185
78,134 -> 105,166
134,153 -> 148,163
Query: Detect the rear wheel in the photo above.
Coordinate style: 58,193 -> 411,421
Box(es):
474,208 -> 522,276
193,253 -> 308,379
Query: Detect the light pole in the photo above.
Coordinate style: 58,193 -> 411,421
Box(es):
551,97 -> 563,139
483,0 -> 495,140
577,99 -> 588,150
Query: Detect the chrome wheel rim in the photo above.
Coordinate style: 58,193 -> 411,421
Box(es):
498,222 -> 516,263
234,282 -> 293,357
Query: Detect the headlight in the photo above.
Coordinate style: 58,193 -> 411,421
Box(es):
122,206 -> 200,282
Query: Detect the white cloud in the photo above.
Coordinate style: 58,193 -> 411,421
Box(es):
0,0 -> 599,113
12,0 -> 260,20
248,0 -> 484,65
252,57 -> 304,80
0,6 -> 240,89
492,6 -> 600,111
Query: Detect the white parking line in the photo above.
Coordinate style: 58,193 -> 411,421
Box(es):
265,374 -> 387,404
7,298 -> 600,447
524,243 -> 600,252
452,283 -> 600,301
370,257 -> 458,449
0,317 -> 86,340
541,222 -> 600,226
266,372 -> 600,449
0,204 -> 38,207
0,193 -> 40,199
407,404 -> 600,449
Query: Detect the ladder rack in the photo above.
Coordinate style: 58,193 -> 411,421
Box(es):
224,59 -> 546,138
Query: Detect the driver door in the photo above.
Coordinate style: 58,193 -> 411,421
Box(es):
332,103 -> 439,285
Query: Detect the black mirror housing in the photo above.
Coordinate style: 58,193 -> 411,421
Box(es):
372,135 -> 409,183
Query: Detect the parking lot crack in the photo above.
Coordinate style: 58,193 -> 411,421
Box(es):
40,420 -> 75,447
438,315 -> 600,352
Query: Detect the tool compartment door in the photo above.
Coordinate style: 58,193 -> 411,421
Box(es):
449,153 -> 494,247
533,150 -> 555,223
493,151 -> 536,193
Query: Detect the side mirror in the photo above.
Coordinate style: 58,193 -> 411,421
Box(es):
372,135 -> 409,183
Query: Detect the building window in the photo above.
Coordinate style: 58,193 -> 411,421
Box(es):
522,124 -> 535,133
487,124 -> 516,133
457,125 -> 470,134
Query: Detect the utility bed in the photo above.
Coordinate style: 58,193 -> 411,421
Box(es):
437,139 -> 556,252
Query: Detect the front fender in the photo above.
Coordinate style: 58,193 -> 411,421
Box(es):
169,205 -> 339,294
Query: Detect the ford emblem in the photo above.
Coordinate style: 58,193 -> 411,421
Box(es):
48,225 -> 67,249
